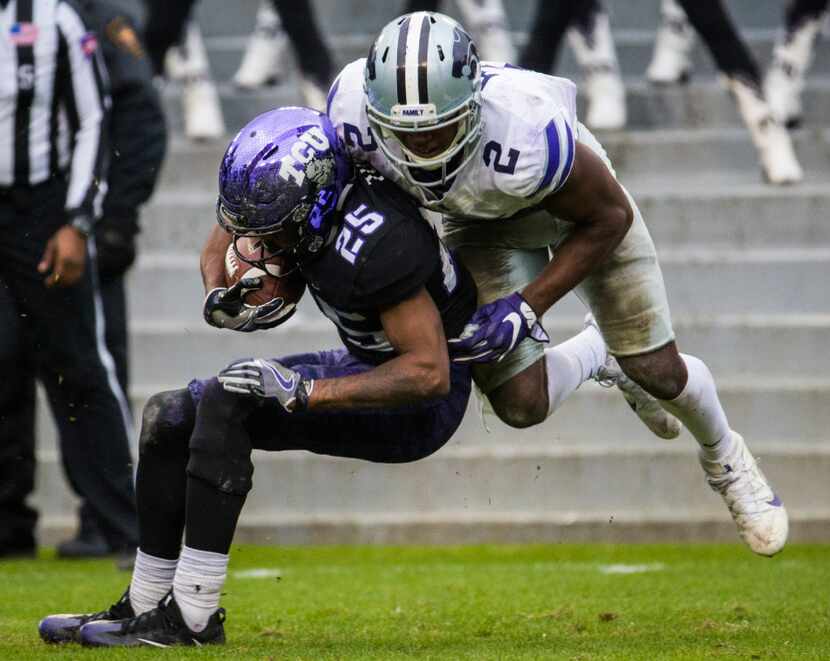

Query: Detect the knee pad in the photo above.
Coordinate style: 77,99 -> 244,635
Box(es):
138,388 -> 196,457
186,378 -> 256,496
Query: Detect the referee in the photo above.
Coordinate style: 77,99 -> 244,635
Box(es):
0,0 -> 137,555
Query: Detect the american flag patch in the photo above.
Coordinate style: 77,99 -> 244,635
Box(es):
10,22 -> 38,46
80,32 -> 98,57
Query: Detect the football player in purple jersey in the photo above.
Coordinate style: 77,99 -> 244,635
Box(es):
38,107 -> 477,648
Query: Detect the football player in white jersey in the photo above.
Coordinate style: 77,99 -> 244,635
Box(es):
327,12 -> 788,557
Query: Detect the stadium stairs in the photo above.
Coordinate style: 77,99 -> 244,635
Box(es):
33,0 -> 830,545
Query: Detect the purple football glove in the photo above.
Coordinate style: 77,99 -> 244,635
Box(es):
448,292 -> 549,363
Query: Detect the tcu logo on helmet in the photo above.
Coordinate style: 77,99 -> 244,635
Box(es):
279,126 -> 330,186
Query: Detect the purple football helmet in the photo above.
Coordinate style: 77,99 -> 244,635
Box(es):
217,107 -> 352,264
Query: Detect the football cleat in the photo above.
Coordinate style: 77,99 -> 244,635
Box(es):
165,22 -> 226,141
582,68 -> 626,131
164,23 -> 210,82
700,432 -> 789,556
726,76 -> 803,185
182,76 -> 226,141
39,588 -> 134,644
454,0 -> 516,63
233,0 -> 287,89
298,75 -> 328,111
80,591 -> 225,648
567,10 -> 626,130
647,0 -> 695,84
590,315 -> 682,440
764,14 -> 824,128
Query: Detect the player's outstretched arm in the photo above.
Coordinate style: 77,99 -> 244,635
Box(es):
200,224 -> 233,291
521,143 -> 633,317
309,287 -> 450,410
219,287 -> 451,412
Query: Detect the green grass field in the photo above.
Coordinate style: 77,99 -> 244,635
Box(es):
1,544 -> 828,660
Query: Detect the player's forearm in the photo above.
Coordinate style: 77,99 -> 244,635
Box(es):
521,207 -> 630,316
200,225 -> 232,292
308,353 -> 450,411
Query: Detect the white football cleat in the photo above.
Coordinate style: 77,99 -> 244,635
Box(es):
567,10 -> 626,130
764,13 -> 823,127
165,22 -> 225,141
583,69 -> 626,131
182,76 -> 225,141
647,0 -> 695,84
700,433 -> 788,557
298,76 -> 328,111
589,315 -> 682,440
164,22 -> 210,82
233,0 -> 287,89
726,76 -> 803,185
455,0 -> 516,63
757,121 -> 804,185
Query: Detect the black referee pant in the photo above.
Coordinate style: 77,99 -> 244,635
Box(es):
0,281 -> 37,552
0,250 -> 132,551
0,177 -> 137,550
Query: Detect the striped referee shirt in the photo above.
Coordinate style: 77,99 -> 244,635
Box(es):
0,0 -> 109,221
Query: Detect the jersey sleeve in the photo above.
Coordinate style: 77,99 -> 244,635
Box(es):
353,217 -> 440,310
481,71 -> 578,206
328,59 -> 376,162
57,0 -> 111,221
97,10 -> 166,220
518,75 -> 578,200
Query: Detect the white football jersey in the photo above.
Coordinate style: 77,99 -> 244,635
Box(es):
328,58 -> 578,220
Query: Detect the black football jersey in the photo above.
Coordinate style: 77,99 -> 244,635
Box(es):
299,166 -> 477,365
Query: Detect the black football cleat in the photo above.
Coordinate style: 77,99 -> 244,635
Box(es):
39,587 -> 134,644
79,591 -> 225,648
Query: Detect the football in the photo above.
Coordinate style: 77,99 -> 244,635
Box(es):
224,238 -> 306,307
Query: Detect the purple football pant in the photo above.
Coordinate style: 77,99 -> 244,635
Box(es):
188,348 -> 471,466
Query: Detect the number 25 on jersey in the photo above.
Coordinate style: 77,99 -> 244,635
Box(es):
335,204 -> 385,265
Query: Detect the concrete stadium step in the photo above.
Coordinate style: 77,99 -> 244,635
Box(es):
124,248 -> 830,324
201,30 -> 830,84
635,183 -> 830,249
140,184 -> 830,254
37,510 -> 830,547
32,376 -> 830,457
602,128 -> 830,178
31,441 -> 830,544
159,78 -> 830,135
154,129 -> 830,195
192,0 -> 792,39
624,80 -> 830,130
123,315 -> 830,386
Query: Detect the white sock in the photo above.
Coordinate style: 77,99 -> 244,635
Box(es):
173,545 -> 228,632
545,324 -> 607,417
659,354 -> 735,462
129,549 -> 178,615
